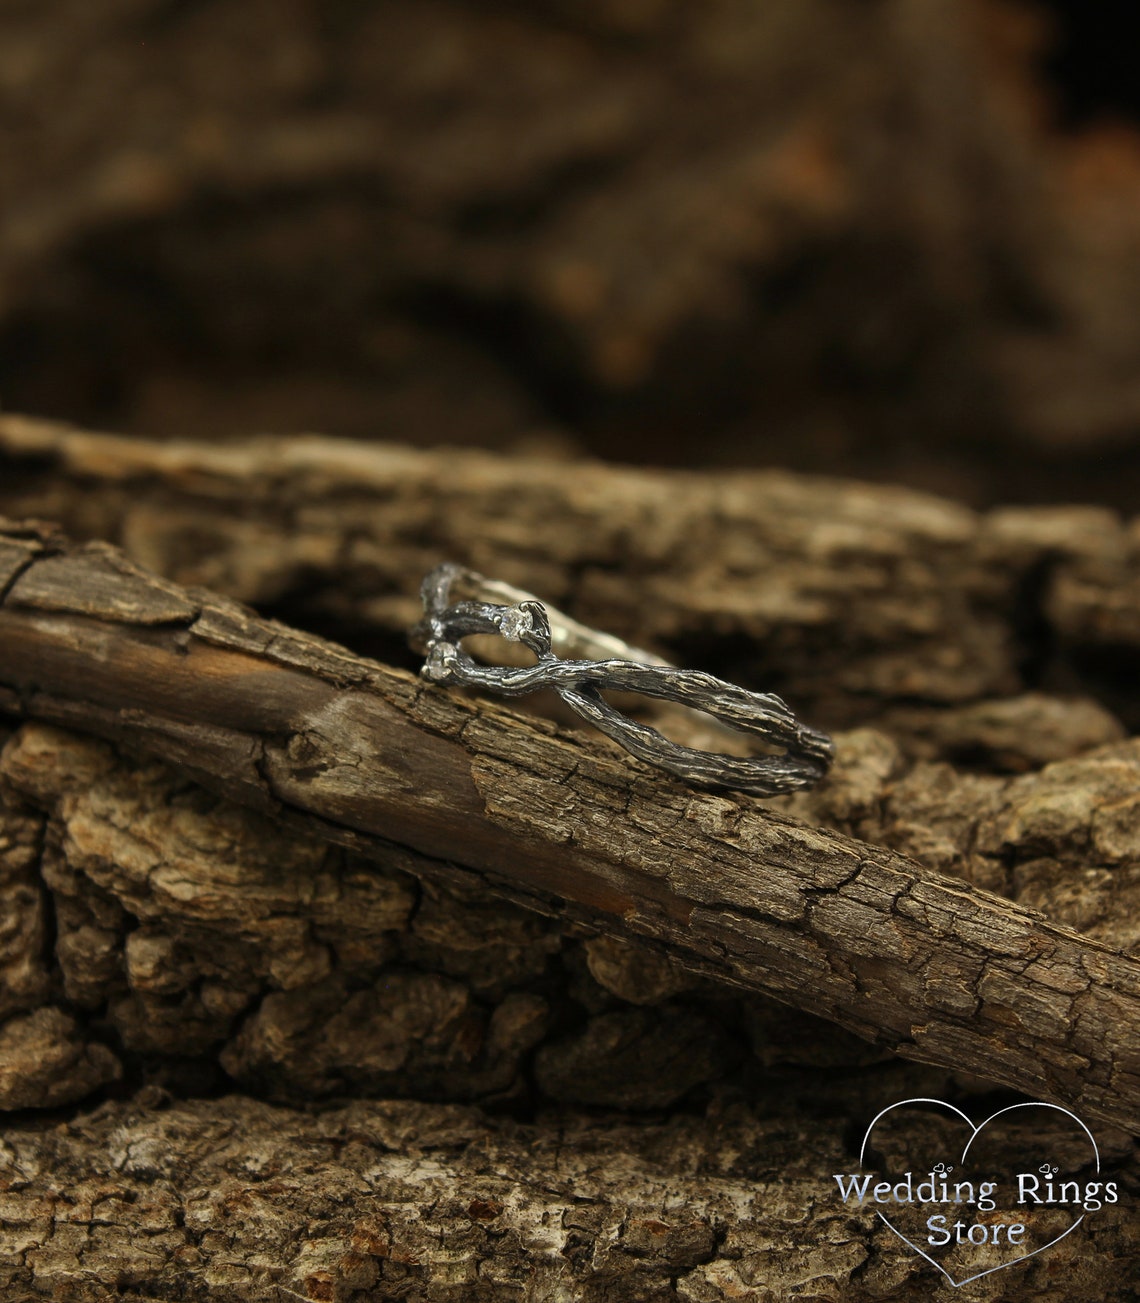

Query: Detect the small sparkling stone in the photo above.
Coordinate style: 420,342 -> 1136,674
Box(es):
499,607 -> 531,641
423,643 -> 457,681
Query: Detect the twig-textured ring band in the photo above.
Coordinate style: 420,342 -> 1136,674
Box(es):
411,563 -> 834,796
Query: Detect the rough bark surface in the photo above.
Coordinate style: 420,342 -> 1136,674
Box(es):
0,1091 -> 1137,1303
3,413 -> 1140,731
2,521 -> 1140,1143
5,3 -> 1140,1293
2,427 -> 1139,1298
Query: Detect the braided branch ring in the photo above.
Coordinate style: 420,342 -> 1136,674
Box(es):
412,563 -> 833,797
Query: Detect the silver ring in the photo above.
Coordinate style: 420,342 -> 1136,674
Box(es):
410,563 -> 834,796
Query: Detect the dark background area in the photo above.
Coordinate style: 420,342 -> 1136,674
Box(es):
3,0 -> 1140,509
1043,0 -> 1140,125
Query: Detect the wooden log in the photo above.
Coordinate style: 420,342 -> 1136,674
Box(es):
2,414 -> 1138,731
2,520 -> 1139,1134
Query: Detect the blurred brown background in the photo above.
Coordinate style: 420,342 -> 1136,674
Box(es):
3,0 -> 1140,507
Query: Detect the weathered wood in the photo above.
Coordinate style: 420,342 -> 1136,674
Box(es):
0,1090 -> 1135,1302
2,414 -> 1138,731
5,708 -> 1140,1116
2,520 -> 1139,1134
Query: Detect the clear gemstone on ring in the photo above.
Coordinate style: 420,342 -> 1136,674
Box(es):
499,607 -> 531,641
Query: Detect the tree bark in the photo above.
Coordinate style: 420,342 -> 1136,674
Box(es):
5,1 -> 1140,1291
3,426 -> 1139,1298
0,1091 -> 1135,1303
3,519 -> 1140,1138
2,413 -> 1140,731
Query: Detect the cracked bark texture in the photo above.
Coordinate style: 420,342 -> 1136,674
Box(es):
2,740 -> 1139,1303
2,433 -> 1140,1297
2,520 -> 1140,1145
3,413 -> 1140,733
0,1091 -> 1137,1303
5,2 -> 1140,1294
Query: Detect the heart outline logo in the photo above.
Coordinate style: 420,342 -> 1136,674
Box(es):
858,1098 -> 1100,1288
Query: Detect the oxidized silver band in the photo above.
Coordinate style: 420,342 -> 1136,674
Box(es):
411,562 -> 834,796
